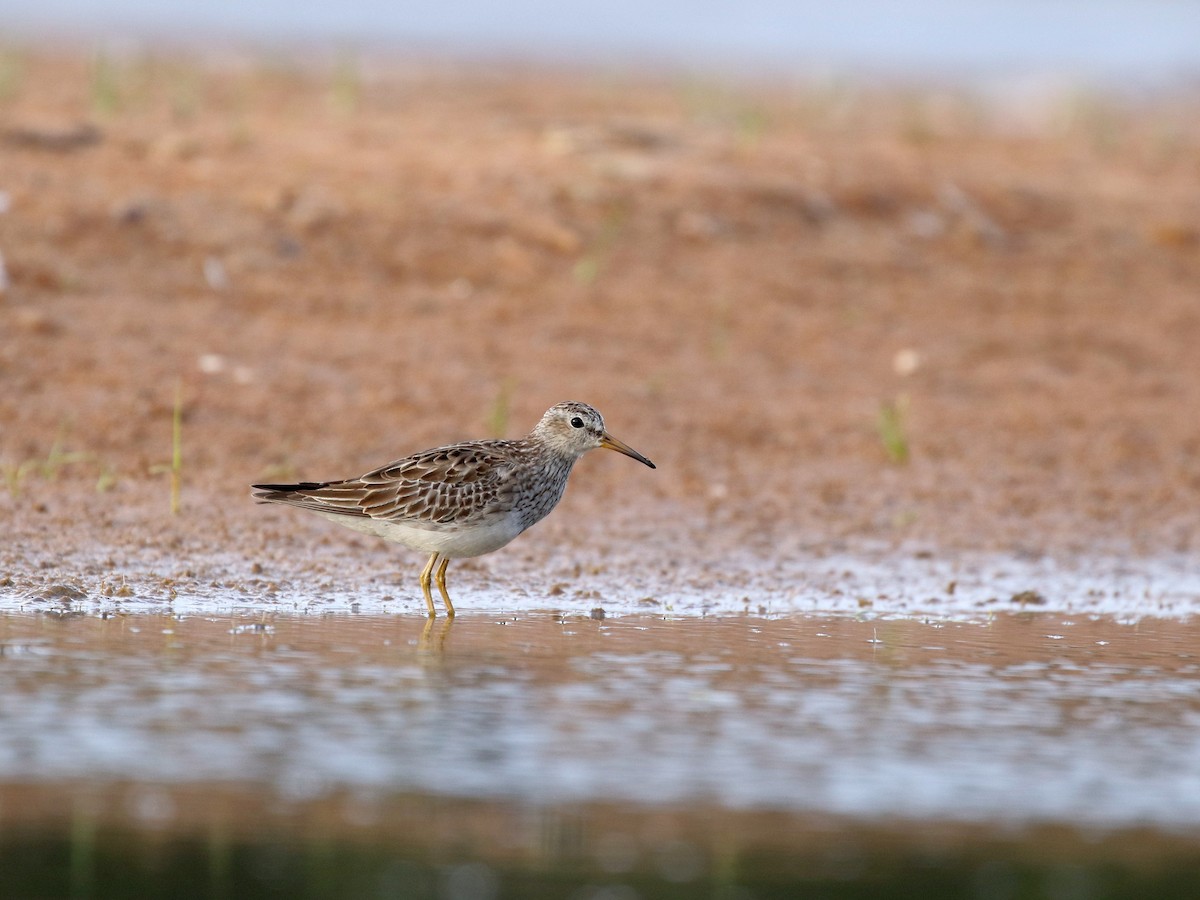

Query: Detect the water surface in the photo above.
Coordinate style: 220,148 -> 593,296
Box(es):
4,609 -> 1199,892
5,611 -> 1200,821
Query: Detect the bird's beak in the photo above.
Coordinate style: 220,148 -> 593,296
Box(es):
600,431 -> 656,469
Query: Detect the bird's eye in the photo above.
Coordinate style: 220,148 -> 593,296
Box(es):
570,416 -> 585,428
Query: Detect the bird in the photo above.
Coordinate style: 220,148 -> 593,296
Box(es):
251,401 -> 655,616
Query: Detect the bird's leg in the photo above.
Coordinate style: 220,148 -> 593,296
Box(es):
434,556 -> 455,617
418,552 -> 438,618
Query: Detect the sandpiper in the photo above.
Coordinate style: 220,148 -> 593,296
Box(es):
252,401 -> 655,616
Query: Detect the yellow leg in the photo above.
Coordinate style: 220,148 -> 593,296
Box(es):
418,552 -> 438,618
434,556 -> 455,617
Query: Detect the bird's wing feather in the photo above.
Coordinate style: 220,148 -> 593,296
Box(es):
254,441 -> 522,525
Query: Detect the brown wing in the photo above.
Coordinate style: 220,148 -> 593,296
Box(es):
252,440 -> 522,525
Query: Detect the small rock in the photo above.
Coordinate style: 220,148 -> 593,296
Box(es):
35,583 -> 87,602
1010,590 -> 1046,606
203,257 -> 230,291
3,122 -> 102,152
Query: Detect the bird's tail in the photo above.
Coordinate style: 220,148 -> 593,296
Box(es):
250,482 -> 331,504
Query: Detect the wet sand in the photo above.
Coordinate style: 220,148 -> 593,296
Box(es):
1,50 -> 1199,618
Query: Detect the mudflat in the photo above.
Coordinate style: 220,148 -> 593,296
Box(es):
1,50 -> 1198,615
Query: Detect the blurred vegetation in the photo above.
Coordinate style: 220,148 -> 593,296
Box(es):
5,826 -> 1200,900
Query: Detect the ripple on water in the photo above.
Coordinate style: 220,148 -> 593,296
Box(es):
0,611 -> 1198,830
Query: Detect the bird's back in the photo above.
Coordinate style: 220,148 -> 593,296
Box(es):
252,437 -> 575,529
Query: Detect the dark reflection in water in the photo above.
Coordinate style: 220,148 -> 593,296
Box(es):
1,610 -> 1199,896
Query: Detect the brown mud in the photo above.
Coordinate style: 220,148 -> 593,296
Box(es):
1,50 -> 1199,615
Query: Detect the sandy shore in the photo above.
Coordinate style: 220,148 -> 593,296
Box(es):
2,50 -> 1199,616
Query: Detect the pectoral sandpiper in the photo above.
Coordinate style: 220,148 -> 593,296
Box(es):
252,401 -> 655,616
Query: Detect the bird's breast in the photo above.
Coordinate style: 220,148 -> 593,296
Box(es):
513,456 -> 574,529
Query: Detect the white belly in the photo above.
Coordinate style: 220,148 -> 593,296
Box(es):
312,510 -> 526,559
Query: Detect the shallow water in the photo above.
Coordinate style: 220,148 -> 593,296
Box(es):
2,610 -> 1199,895
10,543 -> 1200,621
